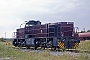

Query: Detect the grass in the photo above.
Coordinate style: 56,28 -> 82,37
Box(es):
0,40 -> 90,60
77,40 -> 90,51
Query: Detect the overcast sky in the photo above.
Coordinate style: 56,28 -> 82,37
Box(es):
0,0 -> 90,38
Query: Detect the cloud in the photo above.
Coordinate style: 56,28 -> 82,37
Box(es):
0,0 -> 90,38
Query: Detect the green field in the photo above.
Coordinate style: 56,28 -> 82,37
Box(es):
77,40 -> 90,51
0,40 -> 90,60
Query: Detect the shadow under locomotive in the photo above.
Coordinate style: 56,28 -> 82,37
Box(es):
12,20 -> 80,50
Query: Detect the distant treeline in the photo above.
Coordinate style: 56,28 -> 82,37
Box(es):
79,30 -> 90,33
0,38 -> 13,42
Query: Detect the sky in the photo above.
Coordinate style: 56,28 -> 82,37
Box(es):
0,0 -> 90,38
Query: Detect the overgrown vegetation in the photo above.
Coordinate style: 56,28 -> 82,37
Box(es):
0,38 -> 4,42
87,30 -> 90,32
0,41 -> 90,60
77,40 -> 90,51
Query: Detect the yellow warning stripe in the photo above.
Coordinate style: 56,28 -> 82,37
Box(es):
58,41 -> 64,48
74,43 -> 79,48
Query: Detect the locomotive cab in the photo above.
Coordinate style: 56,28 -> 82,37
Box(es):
25,20 -> 41,27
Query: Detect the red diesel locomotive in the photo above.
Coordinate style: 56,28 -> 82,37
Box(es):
13,20 -> 80,49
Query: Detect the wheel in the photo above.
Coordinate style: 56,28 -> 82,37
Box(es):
35,46 -> 37,50
51,46 -> 56,51
26,46 -> 30,49
41,46 -> 45,50
54,47 -> 56,50
13,41 -> 17,47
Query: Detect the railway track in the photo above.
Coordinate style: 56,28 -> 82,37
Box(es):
12,46 -> 90,57
12,46 -> 90,54
67,49 -> 90,54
